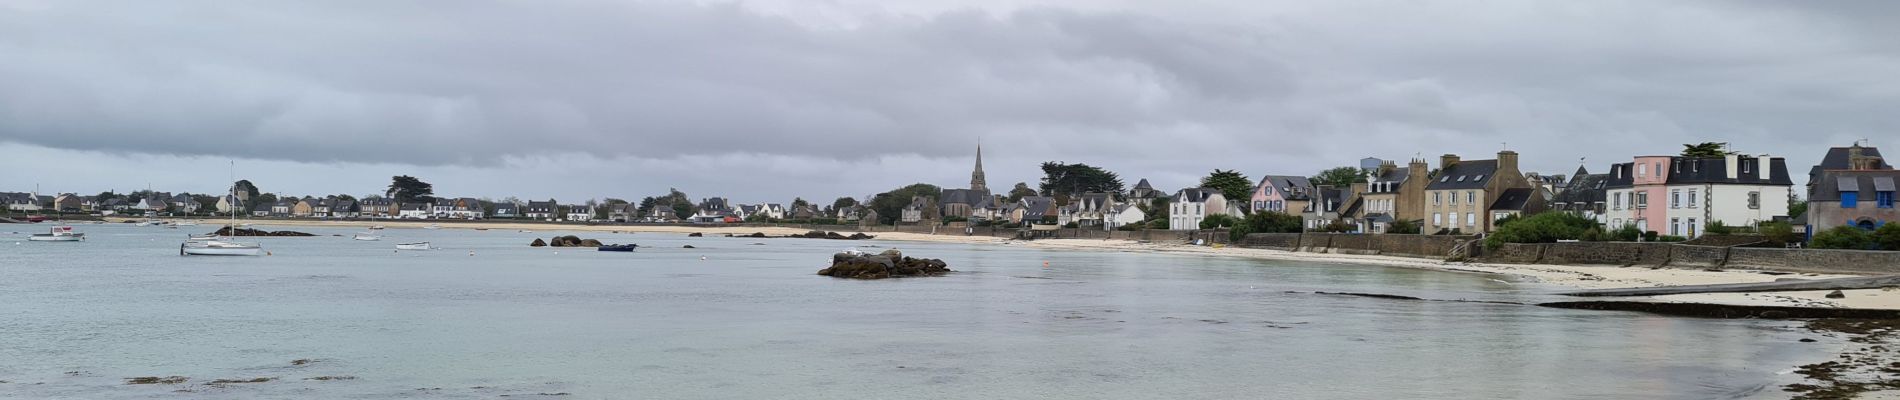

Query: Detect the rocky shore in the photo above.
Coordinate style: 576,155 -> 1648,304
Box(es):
211,227 -> 314,237
817,249 -> 950,279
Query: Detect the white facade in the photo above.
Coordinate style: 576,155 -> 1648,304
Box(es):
1168,189 -> 1228,231
1661,184 -> 1791,238
1104,205 -> 1146,231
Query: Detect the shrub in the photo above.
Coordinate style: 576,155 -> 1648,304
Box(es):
942,216 -> 968,223
1147,219 -> 1169,229
1386,219 -> 1422,234
1062,222 -> 1079,229
1811,226 -> 1873,250
1642,231 -> 1659,242
1873,223 -> 1900,251
1039,215 -> 1058,224
1227,211 -> 1303,242
1320,220 -> 1355,233
1580,226 -> 1605,242
1759,221 -> 1797,246
1483,212 -> 1599,250
1117,223 -> 1144,231
1610,224 -> 1643,242
1704,220 -> 1733,235
1199,214 -> 1241,230
1493,214 -> 1522,229
1655,235 -> 1687,242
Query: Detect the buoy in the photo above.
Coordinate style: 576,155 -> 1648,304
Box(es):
700,256 -> 707,261
1043,261 -> 1050,268
468,251 -> 474,256
266,251 -> 273,256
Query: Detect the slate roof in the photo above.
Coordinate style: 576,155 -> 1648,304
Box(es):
359,197 -> 393,206
1552,172 -> 1609,205
525,201 -> 557,213
1603,163 -> 1635,189
1304,186 -> 1350,214
1018,196 -> 1056,219
1257,175 -> 1315,200
1666,157 -> 1793,185
1489,188 -> 1537,211
492,202 -> 519,213
1812,170 -> 1900,202
1811,146 -> 1890,181
1173,188 -> 1222,203
940,188 -> 994,208
1425,159 -> 1500,190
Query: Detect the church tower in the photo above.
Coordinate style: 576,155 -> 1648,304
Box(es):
970,144 -> 989,193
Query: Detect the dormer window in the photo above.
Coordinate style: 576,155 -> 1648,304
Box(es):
1440,176 -> 1450,182
1456,176 -> 1466,182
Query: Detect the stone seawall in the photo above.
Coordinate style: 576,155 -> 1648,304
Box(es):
1666,245 -> 1730,268
1725,247 -> 1900,275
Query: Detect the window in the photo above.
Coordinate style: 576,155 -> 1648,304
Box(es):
1741,162 -> 1751,175
1688,218 -> 1698,237
1450,192 -> 1458,205
1434,213 -> 1443,226
1748,191 -> 1760,209
1614,193 -> 1623,210
1638,164 -> 1647,177
1466,191 -> 1475,204
1879,191 -> 1895,209
1440,176 -> 1449,182
1843,192 -> 1858,208
1636,192 -> 1648,208
1688,189 -> 1697,209
1670,218 -> 1680,236
1433,192 -> 1441,205
1466,213 -> 1475,226
1456,176 -> 1466,182
1671,189 -> 1681,209
1450,212 -> 1459,227
1474,174 -> 1484,181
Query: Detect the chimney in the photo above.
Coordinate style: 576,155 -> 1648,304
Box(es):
1758,155 -> 1772,179
1724,154 -> 1739,179
1408,158 -> 1429,183
1440,154 -> 1461,171
1496,150 -> 1518,173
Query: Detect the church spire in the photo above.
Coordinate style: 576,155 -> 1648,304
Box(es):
970,142 -> 989,193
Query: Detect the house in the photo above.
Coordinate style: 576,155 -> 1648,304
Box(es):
1169,188 -> 1229,230
398,203 -> 432,219
491,201 -> 521,219
136,193 -> 171,213
692,198 -> 735,223
525,200 -> 558,220
1302,186 -> 1357,231
1355,159 -> 1429,233
269,199 -> 294,217
1013,196 -> 1057,225
215,195 -> 245,215
432,198 -> 483,219
1250,176 -> 1315,215
312,199 -> 334,217
1551,165 -> 1610,226
328,198 -> 358,218
764,204 -> 787,219
1660,154 -> 1791,237
1127,179 -> 1164,205
565,204 -> 595,222
735,204 -> 762,220
792,204 -> 822,220
357,197 -> 394,218
292,197 -> 319,217
837,205 -> 866,222
607,204 -> 637,222
52,193 -> 84,212
1805,143 -> 1898,234
169,193 -> 201,214
2,192 -> 43,211
1057,192 -> 1114,227
1487,188 -> 1545,223
644,206 -> 681,223
103,198 -> 132,213
1422,151 -> 1534,234
900,196 -> 936,223
1103,203 -> 1146,231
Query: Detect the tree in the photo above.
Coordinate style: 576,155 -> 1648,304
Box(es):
1680,142 -> 1735,158
1006,182 -> 1038,202
1788,200 -> 1809,219
868,183 -> 942,224
791,197 -> 810,211
251,193 -> 279,213
831,197 -> 860,211
387,176 -> 435,204
1038,162 -> 1124,199
1760,222 -> 1797,246
232,180 -> 260,201
1310,166 -> 1369,186
1386,219 -> 1422,234
1873,223 -> 1900,251
1199,169 -> 1252,204
1811,226 -> 1873,250
1704,220 -> 1734,235
1146,197 -> 1170,222
332,194 -> 357,202
1484,212 -> 1600,250
1227,211 -> 1303,242
1610,224 -> 1643,242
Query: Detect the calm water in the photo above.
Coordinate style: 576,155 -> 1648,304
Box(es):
1,223 -> 1825,399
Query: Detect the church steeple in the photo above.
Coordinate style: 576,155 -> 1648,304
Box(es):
970,142 -> 989,193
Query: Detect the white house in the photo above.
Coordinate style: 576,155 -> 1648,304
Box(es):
398,203 -> 432,219
1660,155 -> 1792,238
1169,188 -> 1229,230
566,204 -> 595,222
3,192 -> 43,211
524,200 -> 557,220
1103,203 -> 1146,231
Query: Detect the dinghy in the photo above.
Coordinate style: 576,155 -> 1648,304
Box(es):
395,242 -> 432,250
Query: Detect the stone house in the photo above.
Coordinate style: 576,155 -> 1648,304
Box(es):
1551,166 -> 1610,225
1422,150 -> 1534,234
1302,186 -> 1356,231
1806,143 -> 1898,234
491,201 -> 520,219
1355,159 -> 1428,233
292,198 -> 319,217
1250,175 -> 1314,215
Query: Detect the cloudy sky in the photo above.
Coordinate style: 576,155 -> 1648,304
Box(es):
2,0 -> 1895,203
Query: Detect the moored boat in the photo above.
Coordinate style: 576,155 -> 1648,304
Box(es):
396,242 -> 432,250
353,233 -> 381,241
423,224 -> 442,230
182,240 -> 262,256
597,244 -> 638,252
28,226 -> 84,242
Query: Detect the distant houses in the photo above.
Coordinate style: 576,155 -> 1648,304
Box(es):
1805,144 -> 1895,233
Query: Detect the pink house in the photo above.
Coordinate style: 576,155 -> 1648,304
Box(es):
1608,156 -> 1672,233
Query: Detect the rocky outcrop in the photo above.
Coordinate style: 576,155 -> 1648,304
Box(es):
578,239 -> 603,247
530,238 -> 547,247
817,249 -> 951,279
743,232 -> 768,238
787,230 -> 874,240
687,232 -> 704,237
683,245 -> 696,249
211,227 -> 315,237
543,235 -> 602,247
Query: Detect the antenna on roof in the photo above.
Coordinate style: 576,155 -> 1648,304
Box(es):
1501,142 -> 1509,151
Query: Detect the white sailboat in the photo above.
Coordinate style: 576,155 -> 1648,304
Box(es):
28,226 -> 84,242
395,242 -> 432,250
352,232 -> 381,241
182,162 -> 262,256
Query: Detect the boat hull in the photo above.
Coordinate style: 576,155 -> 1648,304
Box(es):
28,235 -> 83,242
181,241 -> 263,256
395,242 -> 431,250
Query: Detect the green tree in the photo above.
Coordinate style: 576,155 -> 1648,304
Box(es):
1199,214 -> 1241,229
1038,162 -> 1124,199
1484,212 -> 1600,250
1788,200 -> 1808,219
1610,224 -> 1643,241
1310,166 -> 1369,186
869,183 -> 942,224
1873,223 -> 1900,251
1006,182 -> 1038,202
1760,221 -> 1797,246
831,197 -> 859,211
232,180 -> 260,201
1704,220 -> 1734,235
1199,169 -> 1253,204
1227,211 -> 1303,241
1146,197 -> 1169,222
1386,219 -> 1423,234
1811,226 -> 1873,250
386,175 -> 435,204
791,197 -> 810,211
1680,142 -> 1734,158
671,202 -> 695,220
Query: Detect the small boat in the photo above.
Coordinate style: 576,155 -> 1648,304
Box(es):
474,228 -> 489,231
352,233 -> 381,241
518,230 -> 533,233
182,240 -> 262,256
28,226 -> 84,242
396,242 -> 432,250
369,225 -> 386,230
174,221 -> 199,227
597,244 -> 638,252
423,224 -> 442,230
187,233 -> 219,242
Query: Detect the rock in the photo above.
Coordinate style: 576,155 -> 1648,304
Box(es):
1758,310 -> 1790,319
745,232 -> 767,238
578,239 -> 603,247
530,238 -> 547,247
126,376 -> 188,385
1799,338 -> 1818,343
1825,290 -> 1846,299
687,232 -> 703,237
549,235 -> 583,247
786,230 -> 873,240
683,245 -> 696,249
818,250 -> 950,279
211,227 -> 314,237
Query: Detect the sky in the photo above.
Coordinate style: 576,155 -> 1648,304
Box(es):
2,0 -> 1896,204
